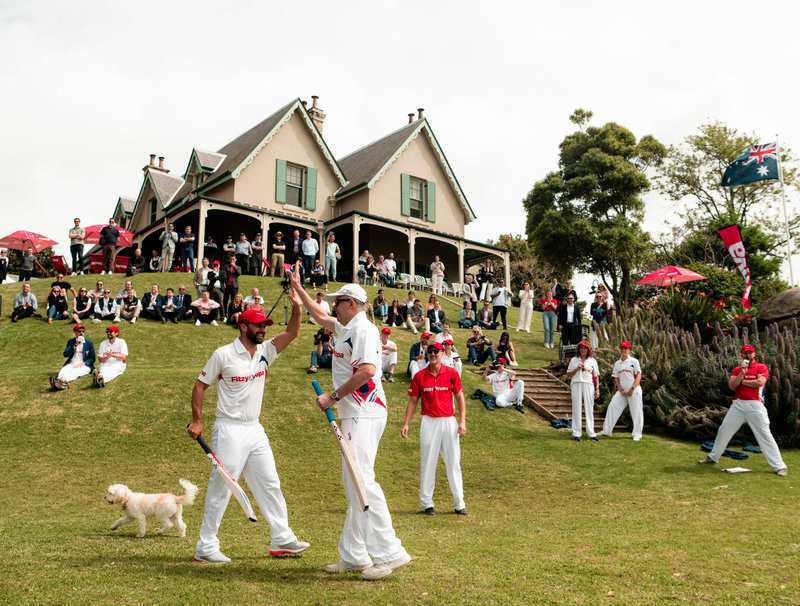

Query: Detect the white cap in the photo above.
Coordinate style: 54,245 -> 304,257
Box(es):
325,283 -> 368,304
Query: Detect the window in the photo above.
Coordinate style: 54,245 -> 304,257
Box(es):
409,177 -> 425,220
149,198 -> 157,225
285,163 -> 305,207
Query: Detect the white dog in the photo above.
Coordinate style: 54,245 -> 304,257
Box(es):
105,479 -> 198,538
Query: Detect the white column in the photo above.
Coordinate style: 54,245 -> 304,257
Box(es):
352,217 -> 360,282
409,230 -> 416,281
504,251 -> 511,287
196,200 -> 207,262
458,240 -> 465,283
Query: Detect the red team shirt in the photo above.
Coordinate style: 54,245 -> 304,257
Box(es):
732,362 -> 768,401
408,365 -> 463,417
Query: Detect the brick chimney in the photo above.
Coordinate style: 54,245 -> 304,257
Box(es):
149,154 -> 156,167
408,113 -> 415,124
417,107 -> 424,120
158,156 -> 165,170
308,95 -> 326,132
144,154 -> 169,173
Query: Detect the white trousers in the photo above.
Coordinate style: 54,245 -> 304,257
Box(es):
338,416 -> 409,568
571,382 -> 596,438
195,420 -> 297,556
431,274 -> 444,295
495,380 -> 525,408
57,363 -> 91,382
409,359 -> 428,379
419,416 -> 465,510
709,399 -> 787,471
516,304 -> 533,332
382,352 -> 398,374
98,361 -> 126,383
603,387 -> 644,439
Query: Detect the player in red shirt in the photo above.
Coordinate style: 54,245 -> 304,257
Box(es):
401,341 -> 468,516
699,344 -> 788,476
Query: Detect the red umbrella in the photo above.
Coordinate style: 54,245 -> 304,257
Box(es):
637,265 -> 706,287
83,224 -> 136,248
0,230 -> 58,252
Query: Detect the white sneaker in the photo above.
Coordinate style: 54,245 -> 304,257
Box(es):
776,468 -> 788,477
92,318 -> 101,323
195,320 -> 201,326
193,551 -> 231,564
113,318 -> 120,323
211,320 -> 218,326
269,539 -> 310,557
322,560 -> 369,574
379,552 -> 411,572
362,565 -> 392,581
131,318 -> 136,324
632,436 -> 642,442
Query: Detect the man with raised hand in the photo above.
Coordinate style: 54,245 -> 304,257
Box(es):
187,295 -> 310,565
289,263 -> 411,581
699,344 -> 788,476
601,341 -> 644,441
402,341 -> 467,517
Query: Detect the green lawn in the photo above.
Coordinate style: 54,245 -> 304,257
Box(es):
1,274 -> 798,605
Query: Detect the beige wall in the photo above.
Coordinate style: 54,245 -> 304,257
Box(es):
129,179 -> 158,233
334,188 -> 370,217
206,179 -> 234,203
368,133 -> 466,237
233,109 -> 339,221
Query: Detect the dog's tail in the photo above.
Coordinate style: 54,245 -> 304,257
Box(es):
176,479 -> 199,506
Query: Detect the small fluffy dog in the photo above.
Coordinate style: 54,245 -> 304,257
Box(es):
105,479 -> 198,538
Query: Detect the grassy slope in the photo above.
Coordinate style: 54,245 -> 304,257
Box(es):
0,275 -> 798,606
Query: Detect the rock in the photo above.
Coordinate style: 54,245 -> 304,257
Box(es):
758,288 -> 800,323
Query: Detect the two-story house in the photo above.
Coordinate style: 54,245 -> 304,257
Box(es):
121,97 -> 509,285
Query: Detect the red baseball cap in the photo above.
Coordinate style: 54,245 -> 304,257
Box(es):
421,331 -> 432,339
381,327 -> 392,335
73,323 -> 85,332
741,344 -> 756,353
239,308 -> 274,326
212,260 -> 221,266
106,325 -> 120,335
496,356 -> 508,365
426,342 -> 443,352
443,338 -> 454,346
620,341 -> 632,349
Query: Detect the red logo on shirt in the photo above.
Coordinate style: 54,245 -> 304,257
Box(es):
230,370 -> 266,382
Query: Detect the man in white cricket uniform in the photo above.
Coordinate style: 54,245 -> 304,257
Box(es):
94,325 -> 128,386
187,303 -> 310,564
602,341 -> 644,440
290,267 -> 411,581
441,338 -> 462,376
402,341 -> 467,516
380,327 -> 398,383
484,357 -> 525,411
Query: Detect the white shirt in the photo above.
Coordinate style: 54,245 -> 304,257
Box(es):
99,338 -> 128,370
442,352 -> 462,376
381,338 -> 397,362
491,287 -> 511,307
198,337 -> 279,423
565,304 -> 575,324
301,238 -> 319,256
435,332 -> 454,344
384,258 -> 396,274
487,370 -> 514,396
567,356 -> 599,385
518,289 -> 535,307
613,356 -> 641,392
332,311 -> 387,420
70,339 -> 85,367
325,242 -> 339,258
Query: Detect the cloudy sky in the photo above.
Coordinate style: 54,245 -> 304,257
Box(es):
2,0 -> 798,293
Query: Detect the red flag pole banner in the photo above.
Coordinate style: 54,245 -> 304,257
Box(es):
718,224 -> 752,310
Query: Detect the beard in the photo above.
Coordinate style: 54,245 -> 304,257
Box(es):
245,327 -> 266,344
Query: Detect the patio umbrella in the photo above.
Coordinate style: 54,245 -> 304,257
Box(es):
83,225 -> 136,248
0,230 -> 58,252
637,265 -> 706,287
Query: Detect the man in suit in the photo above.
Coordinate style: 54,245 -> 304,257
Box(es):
476,302 -> 498,330
557,293 -> 582,346
427,302 -> 446,333
50,323 -> 96,390
159,287 -> 183,323
176,285 -> 194,321
140,285 -> 164,322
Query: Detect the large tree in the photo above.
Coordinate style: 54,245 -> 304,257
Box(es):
488,233 -> 555,294
524,109 -> 666,307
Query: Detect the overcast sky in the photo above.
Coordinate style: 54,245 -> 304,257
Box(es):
2,0 -> 798,293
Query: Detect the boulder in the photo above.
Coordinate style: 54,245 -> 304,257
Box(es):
758,288 -> 800,323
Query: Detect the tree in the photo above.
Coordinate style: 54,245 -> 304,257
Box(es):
488,234 -> 555,294
524,110 -> 667,308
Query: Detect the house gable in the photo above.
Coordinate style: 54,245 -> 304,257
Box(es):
128,169 -> 184,232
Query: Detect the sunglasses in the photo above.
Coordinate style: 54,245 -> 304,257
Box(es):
333,298 -> 351,306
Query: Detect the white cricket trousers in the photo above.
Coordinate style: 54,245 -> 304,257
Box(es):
571,382 -> 596,438
338,416 -> 409,568
382,352 -> 398,374
603,387 -> 644,439
419,416 -> 465,511
98,361 -> 126,383
431,274 -> 444,295
516,304 -> 533,332
195,419 -> 297,557
495,380 -> 525,408
709,399 -> 787,471
57,363 -> 91,382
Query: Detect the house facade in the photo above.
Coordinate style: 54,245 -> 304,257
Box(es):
121,97 -> 509,285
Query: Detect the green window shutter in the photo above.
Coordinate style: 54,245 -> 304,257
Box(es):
400,173 -> 411,216
275,159 -> 287,203
426,180 -> 436,222
305,167 -> 317,210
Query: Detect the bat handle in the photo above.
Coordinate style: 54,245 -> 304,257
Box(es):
196,435 -> 212,455
311,380 -> 336,424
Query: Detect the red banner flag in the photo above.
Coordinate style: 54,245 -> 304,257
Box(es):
718,224 -> 752,310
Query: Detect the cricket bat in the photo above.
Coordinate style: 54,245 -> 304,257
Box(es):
194,434 -> 258,522
311,380 -> 369,511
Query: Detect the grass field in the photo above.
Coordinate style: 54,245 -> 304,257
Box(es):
1,274 -> 798,606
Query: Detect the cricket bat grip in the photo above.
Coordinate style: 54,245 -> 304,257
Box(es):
196,434 -> 212,455
311,380 -> 336,424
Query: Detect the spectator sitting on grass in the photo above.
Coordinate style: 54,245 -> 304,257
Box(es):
380,327 -> 398,383
11,282 -> 38,322
50,273 -> 75,295
148,249 -> 161,272
176,286 -> 193,321
244,287 -> 264,311
311,258 -> 328,290
308,326 -> 334,373
140,285 -> 163,322
427,301 -> 446,334
458,300 -> 476,328
496,331 -> 519,366
434,322 -> 455,344
90,279 -> 105,302
72,287 -> 93,323
92,289 -> 118,323
126,248 -> 146,276
484,357 -> 525,412
94,325 -> 127,387
477,301 -> 499,330
191,290 -> 220,326
373,289 -> 388,322
467,326 -> 496,366
309,291 -> 331,325
160,287 -> 182,323
50,323 -> 95,390
442,338 -> 463,376
226,293 -> 245,326
406,298 -> 426,334
386,299 -> 406,327
47,285 -> 70,325
114,289 -> 141,324
408,331 -> 433,378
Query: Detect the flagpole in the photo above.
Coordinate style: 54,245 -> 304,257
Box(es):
776,134 -> 796,286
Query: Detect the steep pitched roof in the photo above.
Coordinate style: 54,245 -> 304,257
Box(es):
148,169 -> 185,207
336,118 -> 477,222
118,196 -> 136,213
195,149 -> 225,171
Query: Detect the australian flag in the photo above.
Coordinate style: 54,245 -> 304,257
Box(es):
721,142 -> 780,187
